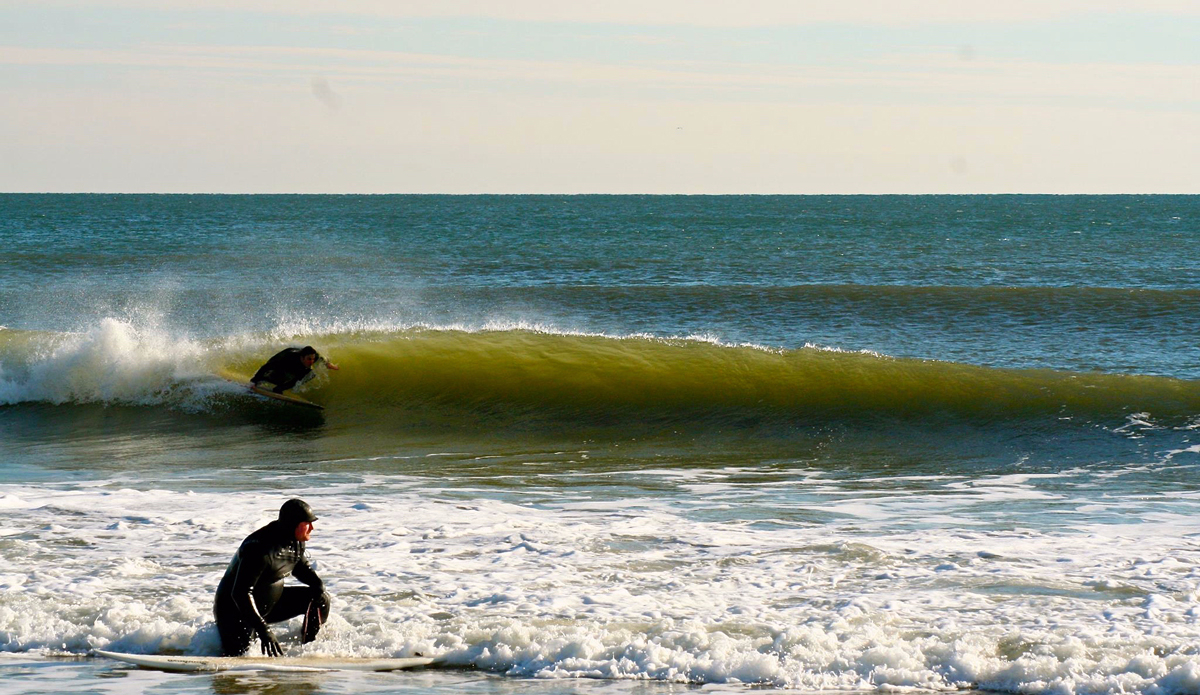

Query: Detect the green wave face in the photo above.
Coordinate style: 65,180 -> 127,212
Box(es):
5,324 -> 1198,433
228,328 -> 1200,427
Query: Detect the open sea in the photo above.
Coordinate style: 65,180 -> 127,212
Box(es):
3,194 -> 1200,695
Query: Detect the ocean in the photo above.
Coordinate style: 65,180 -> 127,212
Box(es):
2,194 -> 1200,694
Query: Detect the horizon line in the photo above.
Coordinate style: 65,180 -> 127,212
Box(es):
3,191 -> 1197,196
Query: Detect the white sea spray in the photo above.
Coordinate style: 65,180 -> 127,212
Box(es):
3,477 -> 1200,692
0,319 -> 214,407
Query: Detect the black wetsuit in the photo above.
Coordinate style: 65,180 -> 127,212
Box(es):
250,348 -> 315,394
213,520 -> 330,656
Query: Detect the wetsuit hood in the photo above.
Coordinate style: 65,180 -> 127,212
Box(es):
279,498 -> 318,525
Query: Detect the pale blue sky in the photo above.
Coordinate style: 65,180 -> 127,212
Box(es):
1,1 -> 1197,193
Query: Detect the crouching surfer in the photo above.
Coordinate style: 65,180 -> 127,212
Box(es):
214,498 -> 331,656
250,346 -> 339,394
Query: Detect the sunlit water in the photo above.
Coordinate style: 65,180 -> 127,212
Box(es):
3,195 -> 1200,694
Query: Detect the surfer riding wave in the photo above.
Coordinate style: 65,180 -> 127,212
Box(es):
250,346 -> 339,394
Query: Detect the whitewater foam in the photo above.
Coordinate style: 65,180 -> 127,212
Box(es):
0,319 -> 211,407
4,469 -> 1200,691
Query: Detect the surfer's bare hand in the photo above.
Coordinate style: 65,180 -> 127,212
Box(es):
325,362 -> 340,371
258,628 -> 283,657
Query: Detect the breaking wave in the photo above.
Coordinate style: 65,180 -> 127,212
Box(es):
3,320 -> 1198,430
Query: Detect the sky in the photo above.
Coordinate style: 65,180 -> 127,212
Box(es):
0,1 -> 1197,194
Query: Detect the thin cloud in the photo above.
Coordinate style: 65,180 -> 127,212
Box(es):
3,43 -> 1193,112
6,0 -> 1200,26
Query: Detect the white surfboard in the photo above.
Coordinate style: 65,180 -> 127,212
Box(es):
248,385 -> 324,410
216,369 -> 325,410
94,649 -> 437,673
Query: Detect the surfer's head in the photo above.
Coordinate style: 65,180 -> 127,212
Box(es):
280,497 -> 318,523
300,346 -> 320,368
280,498 -> 318,540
